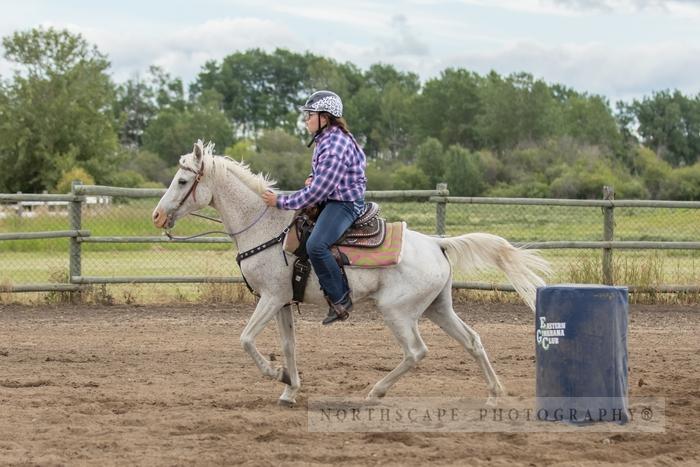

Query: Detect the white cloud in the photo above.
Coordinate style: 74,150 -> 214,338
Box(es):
552,0 -> 700,15
456,0 -> 700,16
260,1 -> 394,29
10,18 -> 304,83
1,2 -> 698,103
442,40 -> 700,101
384,14 -> 430,56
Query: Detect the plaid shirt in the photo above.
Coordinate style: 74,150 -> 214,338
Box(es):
276,126 -> 367,210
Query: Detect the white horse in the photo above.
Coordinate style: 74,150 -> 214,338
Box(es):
153,141 -> 550,407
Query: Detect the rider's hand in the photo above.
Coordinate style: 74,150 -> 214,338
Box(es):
262,190 -> 277,207
304,176 -> 313,187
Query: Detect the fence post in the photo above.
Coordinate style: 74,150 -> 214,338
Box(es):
16,191 -> 23,217
435,183 -> 449,236
69,180 -> 83,283
602,185 -> 615,285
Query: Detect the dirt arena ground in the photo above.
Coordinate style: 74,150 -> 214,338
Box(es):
0,300 -> 698,466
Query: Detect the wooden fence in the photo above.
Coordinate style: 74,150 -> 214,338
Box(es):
2,183 -> 699,294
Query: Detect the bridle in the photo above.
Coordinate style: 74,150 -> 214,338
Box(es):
163,155 -> 271,240
163,157 -> 206,233
161,152 -> 295,299
175,158 -> 205,210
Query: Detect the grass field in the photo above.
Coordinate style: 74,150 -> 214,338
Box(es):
2,199 -> 699,303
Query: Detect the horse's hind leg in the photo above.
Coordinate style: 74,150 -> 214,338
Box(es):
367,306 -> 429,400
275,304 -> 300,406
424,284 -> 505,405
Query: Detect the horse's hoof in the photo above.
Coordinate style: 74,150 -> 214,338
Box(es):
485,396 -> 501,408
279,368 -> 292,386
278,398 -> 295,408
362,397 -> 382,406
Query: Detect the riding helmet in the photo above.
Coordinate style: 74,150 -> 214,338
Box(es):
300,90 -> 343,118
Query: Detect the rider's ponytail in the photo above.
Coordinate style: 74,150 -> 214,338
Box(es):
326,114 -> 350,134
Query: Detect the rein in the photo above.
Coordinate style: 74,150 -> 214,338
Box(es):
164,157 -> 271,240
163,152 -> 291,298
164,206 -> 271,241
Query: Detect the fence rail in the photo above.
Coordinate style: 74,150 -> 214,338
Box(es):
2,184 -> 699,295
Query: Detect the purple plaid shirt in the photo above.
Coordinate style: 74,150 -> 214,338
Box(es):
276,126 -> 367,210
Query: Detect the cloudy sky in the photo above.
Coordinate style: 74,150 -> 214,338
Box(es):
1,0 -> 699,103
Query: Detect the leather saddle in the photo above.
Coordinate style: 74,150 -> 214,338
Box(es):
282,202 -> 386,303
283,202 -> 386,257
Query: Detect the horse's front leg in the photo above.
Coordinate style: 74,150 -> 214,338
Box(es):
275,304 -> 300,407
240,295 -> 289,384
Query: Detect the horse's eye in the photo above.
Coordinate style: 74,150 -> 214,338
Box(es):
178,179 -> 187,185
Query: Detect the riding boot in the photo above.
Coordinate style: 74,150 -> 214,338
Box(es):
322,292 -> 353,325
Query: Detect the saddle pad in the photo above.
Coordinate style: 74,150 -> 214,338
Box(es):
282,217 -> 387,254
337,222 -> 405,268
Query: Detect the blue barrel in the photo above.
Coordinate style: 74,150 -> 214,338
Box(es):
535,285 -> 629,423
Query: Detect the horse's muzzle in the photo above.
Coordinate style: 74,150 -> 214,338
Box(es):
152,207 -> 171,229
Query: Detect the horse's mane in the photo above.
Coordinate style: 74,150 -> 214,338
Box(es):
187,140 -> 276,195
218,155 -> 276,195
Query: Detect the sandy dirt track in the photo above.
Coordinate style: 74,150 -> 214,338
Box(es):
0,301 -> 698,466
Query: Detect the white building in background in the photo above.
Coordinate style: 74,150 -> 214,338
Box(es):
0,196 -> 112,218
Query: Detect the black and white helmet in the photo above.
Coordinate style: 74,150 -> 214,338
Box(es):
300,90 -> 343,118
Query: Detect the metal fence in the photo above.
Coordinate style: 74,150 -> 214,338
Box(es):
2,183 -> 699,300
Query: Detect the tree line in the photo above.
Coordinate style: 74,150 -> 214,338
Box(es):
1,27 -> 699,199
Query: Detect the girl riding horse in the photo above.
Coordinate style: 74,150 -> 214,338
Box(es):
262,90 -> 367,325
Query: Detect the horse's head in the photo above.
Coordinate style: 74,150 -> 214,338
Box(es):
152,140 -> 215,229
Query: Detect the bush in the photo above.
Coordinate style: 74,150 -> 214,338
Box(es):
550,158 -> 648,199
122,149 -> 170,185
631,147 -> 672,198
415,137 -> 446,186
391,165 -> 430,190
54,167 -> 95,193
486,181 -> 551,198
661,163 -> 700,200
243,130 -> 309,190
365,160 -> 396,191
106,169 -> 147,188
444,145 -> 483,196
225,139 -> 256,162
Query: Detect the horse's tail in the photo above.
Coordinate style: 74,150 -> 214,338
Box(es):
435,233 -> 551,311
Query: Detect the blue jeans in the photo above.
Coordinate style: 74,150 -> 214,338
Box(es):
307,199 -> 364,303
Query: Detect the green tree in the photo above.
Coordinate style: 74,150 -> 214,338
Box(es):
624,90 -> 700,166
193,48 -> 310,137
476,72 -> 558,151
661,163 -> 700,200
224,139 -> 256,162
114,147 -> 170,186
390,164 -> 430,190
55,167 -> 95,193
355,64 -> 420,159
414,68 -> 482,149
415,137 -> 446,187
550,157 -> 647,199
113,66 -> 185,148
365,160 -> 396,191
243,129 -> 309,190
629,146 -> 672,199
142,91 -> 234,163
113,75 -> 157,148
443,145 -> 483,196
0,27 -> 118,192
559,93 -> 621,149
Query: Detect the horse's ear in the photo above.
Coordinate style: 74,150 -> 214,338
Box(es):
193,141 -> 203,162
